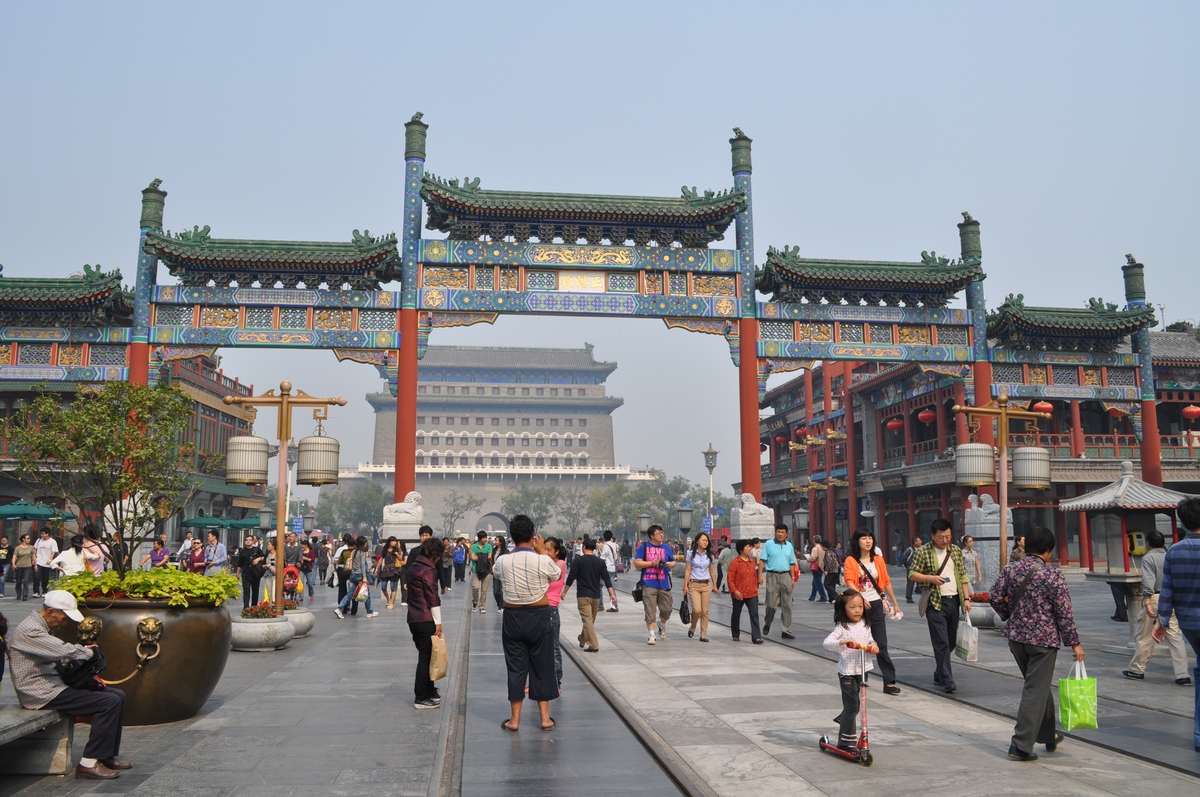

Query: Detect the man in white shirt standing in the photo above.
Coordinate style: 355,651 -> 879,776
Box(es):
493,515 -> 563,732
33,528 -> 59,597
176,531 -> 195,561
600,530 -> 621,612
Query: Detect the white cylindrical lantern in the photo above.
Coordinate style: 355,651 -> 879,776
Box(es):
1012,447 -> 1051,489
296,434 -> 340,485
955,443 -> 995,486
225,436 -> 270,484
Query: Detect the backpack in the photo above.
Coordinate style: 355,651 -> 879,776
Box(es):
823,548 -> 839,573
474,547 -> 493,577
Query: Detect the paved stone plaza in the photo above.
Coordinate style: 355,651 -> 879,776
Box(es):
1,574 -> 1197,796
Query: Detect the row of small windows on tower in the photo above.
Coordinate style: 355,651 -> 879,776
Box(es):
418,386 -> 589,396
416,417 -> 587,428
416,454 -> 589,468
416,433 -> 588,448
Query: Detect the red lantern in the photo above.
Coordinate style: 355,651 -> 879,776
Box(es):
794,428 -> 806,438
885,418 -> 904,433
760,443 -> 768,453
775,434 -> 787,443
917,408 -> 936,424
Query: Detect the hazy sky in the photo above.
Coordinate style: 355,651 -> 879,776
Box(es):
2,3 -> 1196,499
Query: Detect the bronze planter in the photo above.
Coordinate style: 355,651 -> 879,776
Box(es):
59,598 -> 232,726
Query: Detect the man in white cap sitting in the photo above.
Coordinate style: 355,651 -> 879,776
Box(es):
7,590 -> 131,780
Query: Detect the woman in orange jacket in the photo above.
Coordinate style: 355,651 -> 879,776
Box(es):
841,528 -> 902,695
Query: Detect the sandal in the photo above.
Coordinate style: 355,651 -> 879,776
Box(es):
541,718 -> 557,731
501,720 -> 518,732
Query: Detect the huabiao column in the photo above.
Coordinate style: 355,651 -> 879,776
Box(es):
396,114 -> 428,498
130,180 -> 166,386
1123,256 -> 1162,486
731,128 -> 761,501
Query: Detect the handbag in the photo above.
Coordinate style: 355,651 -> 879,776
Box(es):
1059,660 -> 1098,730
632,577 -> 644,603
859,558 -> 901,620
954,612 -> 979,662
679,595 -> 691,625
429,634 -> 449,681
56,648 -> 107,691
918,547 -> 953,618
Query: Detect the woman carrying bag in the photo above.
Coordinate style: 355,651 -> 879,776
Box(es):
406,537 -> 445,709
841,528 -> 902,696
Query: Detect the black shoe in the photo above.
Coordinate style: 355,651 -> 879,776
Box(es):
1177,677 -> 1193,685
1045,733 -> 1064,752
944,683 -> 957,694
906,599 -> 914,604
883,684 -> 901,695
1007,743 -> 1038,761
1123,670 -> 1145,680
763,623 -> 771,636
782,631 -> 795,640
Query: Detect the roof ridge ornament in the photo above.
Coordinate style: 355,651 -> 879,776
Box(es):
351,229 -> 398,250
172,225 -> 211,245
919,250 -> 958,267
1086,297 -> 1119,313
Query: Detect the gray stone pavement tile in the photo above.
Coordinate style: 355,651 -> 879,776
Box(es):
562,594 -> 1199,797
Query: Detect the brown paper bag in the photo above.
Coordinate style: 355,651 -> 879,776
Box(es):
430,634 -> 448,681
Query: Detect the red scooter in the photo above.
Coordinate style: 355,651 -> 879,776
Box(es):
818,642 -> 873,766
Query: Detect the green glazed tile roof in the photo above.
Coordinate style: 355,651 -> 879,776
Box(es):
756,246 -> 983,306
987,295 -> 1156,337
420,175 -> 746,240
144,228 -> 400,271
0,265 -> 130,311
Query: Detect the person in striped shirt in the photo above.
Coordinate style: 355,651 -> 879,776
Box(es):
1154,495 -> 1200,752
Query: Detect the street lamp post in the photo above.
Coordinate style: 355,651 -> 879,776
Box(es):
952,393 -> 1051,569
224,381 -> 346,610
637,512 -> 652,536
678,503 -> 693,545
702,444 -> 719,516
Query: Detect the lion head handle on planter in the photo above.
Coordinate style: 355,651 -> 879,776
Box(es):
78,615 -> 103,645
383,491 -> 424,524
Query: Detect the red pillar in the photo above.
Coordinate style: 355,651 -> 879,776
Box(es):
1069,400 -> 1084,457
953,381 -> 969,445
1140,400 -> 1163,486
1054,506 -> 1068,566
129,342 -> 150,386
903,401 -> 914,466
907,490 -> 918,542
739,318 -> 762,500
935,395 -> 948,453
1077,486 -> 1093,570
844,367 -> 858,533
395,311 -> 419,499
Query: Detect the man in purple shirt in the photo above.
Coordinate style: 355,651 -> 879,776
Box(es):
989,526 -> 1085,762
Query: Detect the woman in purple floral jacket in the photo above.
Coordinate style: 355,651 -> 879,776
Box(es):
989,526 -> 1085,761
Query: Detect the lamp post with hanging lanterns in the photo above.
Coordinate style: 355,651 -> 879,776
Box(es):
952,393 -> 1051,568
223,381 -> 347,610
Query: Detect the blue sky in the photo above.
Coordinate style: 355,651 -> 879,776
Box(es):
1,2 -> 1196,495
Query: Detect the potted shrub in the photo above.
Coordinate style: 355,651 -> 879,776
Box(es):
232,601 -> 296,651
10,382 -> 238,725
55,569 -> 239,725
281,597 -> 316,638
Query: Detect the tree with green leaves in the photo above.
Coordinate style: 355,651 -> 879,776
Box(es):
322,480 -> 393,539
440,489 -> 484,536
554,484 -> 593,537
501,483 -> 557,531
9,382 -> 202,577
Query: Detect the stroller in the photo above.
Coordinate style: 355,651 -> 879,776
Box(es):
282,565 -> 303,604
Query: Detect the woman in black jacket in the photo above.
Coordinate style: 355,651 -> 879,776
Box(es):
407,537 -> 444,710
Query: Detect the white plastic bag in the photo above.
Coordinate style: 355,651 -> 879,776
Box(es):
954,612 -> 979,662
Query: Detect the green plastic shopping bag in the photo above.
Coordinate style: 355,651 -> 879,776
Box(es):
1059,660 -> 1098,731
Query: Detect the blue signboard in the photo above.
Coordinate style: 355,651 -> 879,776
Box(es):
702,516 -> 713,532
292,516 -> 304,534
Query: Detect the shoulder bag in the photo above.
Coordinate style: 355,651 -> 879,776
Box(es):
917,548 -> 953,618
632,544 -> 645,603
991,559 -> 1044,621
859,557 -> 898,619
56,648 -> 107,691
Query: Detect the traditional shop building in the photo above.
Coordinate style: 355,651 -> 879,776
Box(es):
758,272 -> 1200,567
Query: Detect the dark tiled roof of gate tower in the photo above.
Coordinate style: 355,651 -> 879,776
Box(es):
419,345 -> 617,376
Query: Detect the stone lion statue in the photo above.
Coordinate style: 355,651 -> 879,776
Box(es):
733,492 -> 773,522
383,491 -> 423,524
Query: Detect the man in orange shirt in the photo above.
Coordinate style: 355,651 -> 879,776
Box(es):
727,540 -> 763,644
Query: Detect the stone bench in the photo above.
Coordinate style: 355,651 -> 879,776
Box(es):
0,705 -> 74,775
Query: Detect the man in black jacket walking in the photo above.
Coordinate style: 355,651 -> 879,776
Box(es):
560,538 -> 616,652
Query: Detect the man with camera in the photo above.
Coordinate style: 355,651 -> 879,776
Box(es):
7,590 -> 131,779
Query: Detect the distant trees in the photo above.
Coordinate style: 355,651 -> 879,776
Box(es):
439,490 -> 484,537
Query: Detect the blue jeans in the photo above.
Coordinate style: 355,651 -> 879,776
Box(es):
808,571 -> 827,601
0,563 -> 8,596
302,567 -> 317,599
1184,628 -> 1200,749
338,574 -> 373,614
